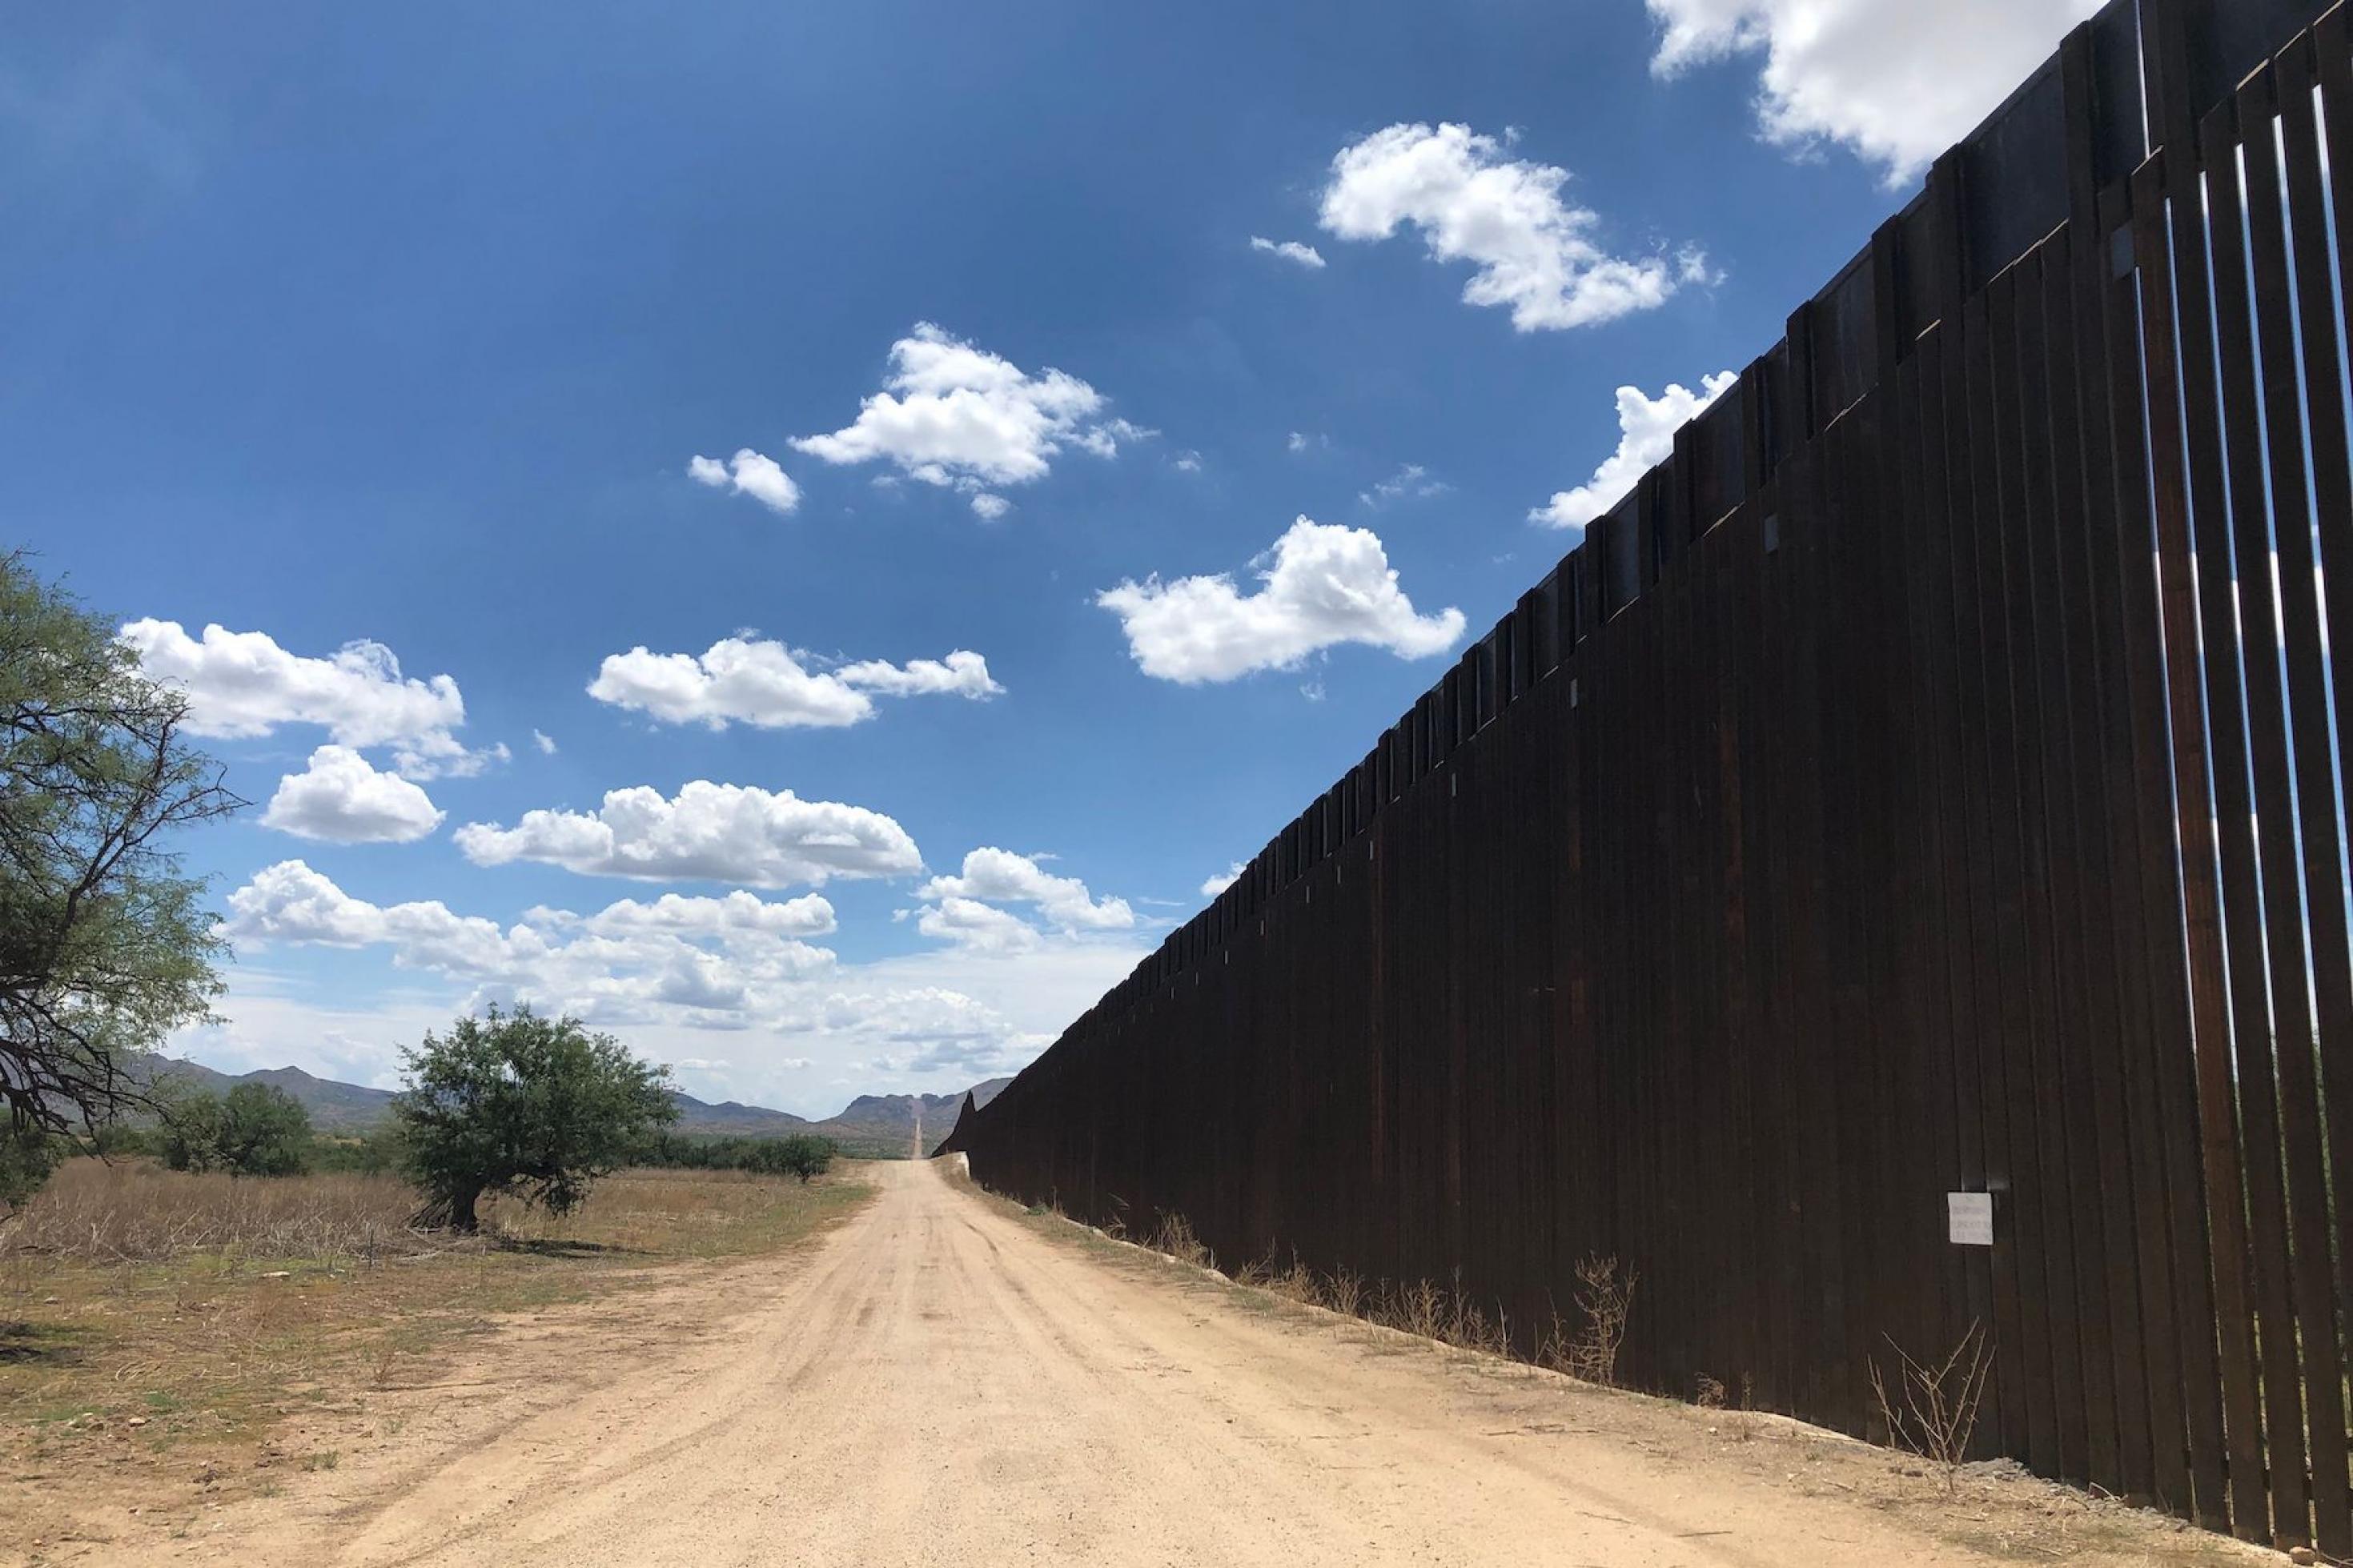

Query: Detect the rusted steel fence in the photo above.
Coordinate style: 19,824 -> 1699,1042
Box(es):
945,0 -> 2353,1547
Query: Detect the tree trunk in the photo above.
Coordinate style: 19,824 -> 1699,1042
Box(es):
449,1183 -> 483,1233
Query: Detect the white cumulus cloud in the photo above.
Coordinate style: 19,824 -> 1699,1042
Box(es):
1531,371 -> 1739,531
920,848 -> 1134,932
687,447 -> 802,515
582,888 -> 839,943
118,619 -> 498,778
588,636 -> 1002,730
532,729 -> 557,755
261,745 -> 445,844
790,323 -> 1142,503
1098,515 -> 1465,684
1201,862 -> 1245,897
187,893 -> 1149,1110
1250,235 -> 1327,269
1319,122 -> 1707,331
915,896 -> 1044,956
453,780 -> 922,888
225,861 -> 838,1026
829,650 -> 1003,700
1646,0 -> 2104,186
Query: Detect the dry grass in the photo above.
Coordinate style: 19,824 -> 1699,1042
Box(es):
4,1160 -> 426,1265
1376,1277 -> 1446,1340
1142,1210 -> 1212,1269
1232,1245 -> 1320,1305
1321,1266 -> 1364,1318
1,1159 -> 873,1514
1076,1207 -> 1528,1362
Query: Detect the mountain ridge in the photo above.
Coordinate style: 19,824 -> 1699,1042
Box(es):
132,1054 -> 1007,1150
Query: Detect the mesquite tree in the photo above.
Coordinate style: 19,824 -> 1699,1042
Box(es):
160,1081 -> 315,1177
0,553 -> 239,1168
393,1005 -> 677,1231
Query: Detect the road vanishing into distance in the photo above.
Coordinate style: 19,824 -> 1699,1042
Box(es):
203,1160 -> 2131,1568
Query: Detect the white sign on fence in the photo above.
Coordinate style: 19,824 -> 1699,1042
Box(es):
1947,1191 -> 1994,1247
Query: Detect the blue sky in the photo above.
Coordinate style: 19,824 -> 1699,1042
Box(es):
5,1 -> 2097,1116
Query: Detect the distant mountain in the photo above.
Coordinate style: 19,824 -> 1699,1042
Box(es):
826,1078 -> 1014,1145
133,1053 -> 1004,1153
668,1093 -> 812,1136
234,1065 -> 400,1129
135,1056 -> 397,1131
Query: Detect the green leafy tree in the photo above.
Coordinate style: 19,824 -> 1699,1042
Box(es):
160,1081 -> 314,1176
0,1121 -> 63,1209
0,554 -> 240,1197
765,1133 -> 835,1183
392,1005 -> 677,1231
307,1123 -> 405,1175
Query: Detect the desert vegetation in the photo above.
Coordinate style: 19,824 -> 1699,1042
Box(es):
1548,1253 -> 1637,1387
155,1083 -> 315,1178
0,987 -> 866,1525
1081,1203 -> 1641,1374
391,1005 -> 680,1231
0,1153 -> 871,1529
0,553 -> 872,1534
1869,1320 -> 1995,1495
5,1158 -> 420,1263
634,1130 -> 837,1181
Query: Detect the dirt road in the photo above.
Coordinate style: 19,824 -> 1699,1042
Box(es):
184,1161 -> 2248,1567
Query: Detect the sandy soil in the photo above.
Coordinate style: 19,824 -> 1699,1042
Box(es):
22,1160 -> 2274,1567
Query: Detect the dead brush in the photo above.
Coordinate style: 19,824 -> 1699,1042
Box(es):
1869,1319 -> 1994,1495
1729,1372 -> 1761,1442
1363,1275 -> 1510,1353
1144,1211 -> 1212,1269
1267,1253 -> 1319,1305
1379,1277 -> 1448,1340
1233,1245 -> 1319,1305
1693,1372 -> 1755,1441
1443,1293 -> 1510,1356
1553,1253 -> 1636,1386
1320,1266 -> 1365,1318
2,1160 -> 428,1264
370,1336 -> 404,1391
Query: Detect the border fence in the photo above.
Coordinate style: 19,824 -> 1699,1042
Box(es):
943,0 -> 2353,1548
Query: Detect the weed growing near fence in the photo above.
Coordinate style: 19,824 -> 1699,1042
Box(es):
1869,1320 -> 1994,1495
1144,1210 -> 1211,1269
1539,1254 -> 1636,1386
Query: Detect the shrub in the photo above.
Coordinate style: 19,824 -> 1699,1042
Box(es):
1143,1210 -> 1211,1268
631,1131 -> 837,1178
0,1117 -> 66,1211
737,1134 -> 834,1182
160,1083 -> 313,1177
1869,1321 -> 1994,1493
1548,1253 -> 1636,1386
392,1005 -> 677,1231
307,1124 -> 407,1175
